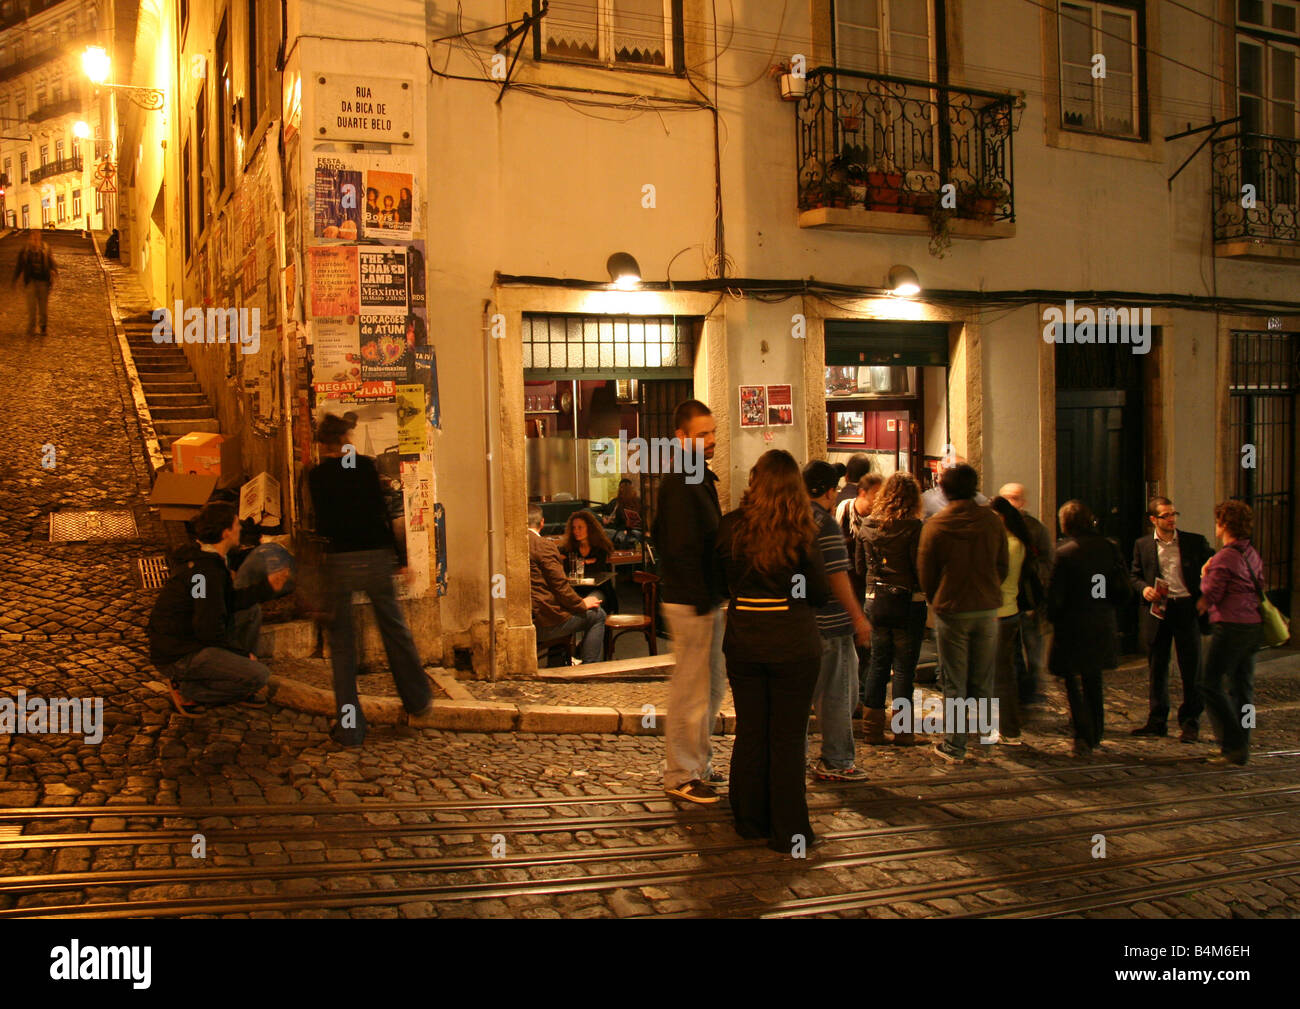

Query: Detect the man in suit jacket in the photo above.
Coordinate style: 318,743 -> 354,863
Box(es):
529,505 -> 605,664
1129,497 -> 1216,741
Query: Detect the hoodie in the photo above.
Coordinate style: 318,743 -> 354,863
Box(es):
147,544 -> 275,666
917,499 -> 1008,615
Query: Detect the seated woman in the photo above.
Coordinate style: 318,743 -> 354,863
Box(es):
604,479 -> 644,547
562,509 -> 619,615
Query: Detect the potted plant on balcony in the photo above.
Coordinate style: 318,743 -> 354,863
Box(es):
770,60 -> 806,101
840,144 -> 869,205
865,156 -> 904,212
960,179 -> 1008,222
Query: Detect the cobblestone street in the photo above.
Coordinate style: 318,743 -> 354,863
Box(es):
3,233 -> 1300,919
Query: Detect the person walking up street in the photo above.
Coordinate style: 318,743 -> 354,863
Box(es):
804,461 -> 872,779
1197,500 -> 1266,766
147,502 -> 289,714
1047,501 -> 1133,757
857,472 -> 926,745
654,400 -> 727,804
309,414 -> 434,746
997,483 -> 1053,705
12,230 -> 57,335
917,464 -> 1007,762
1129,497 -> 1215,742
714,450 -> 831,852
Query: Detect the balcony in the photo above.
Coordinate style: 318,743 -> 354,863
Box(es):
1213,131 -> 1300,262
796,68 -> 1019,242
28,94 -> 80,123
0,30 -> 95,84
28,155 -> 82,185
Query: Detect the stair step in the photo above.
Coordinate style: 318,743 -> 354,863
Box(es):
134,362 -> 194,374
152,418 -> 220,436
148,404 -> 216,420
144,392 -> 209,407
139,378 -> 203,390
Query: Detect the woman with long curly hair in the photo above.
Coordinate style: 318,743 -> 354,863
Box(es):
561,509 -> 618,614
854,471 -> 926,744
713,450 -> 830,853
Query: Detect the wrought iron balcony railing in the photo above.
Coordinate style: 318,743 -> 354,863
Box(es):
1213,130 -> 1300,244
28,155 -> 82,186
797,68 -> 1018,223
28,94 -> 80,123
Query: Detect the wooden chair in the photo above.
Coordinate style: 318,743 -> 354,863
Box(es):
536,630 -> 576,667
603,571 -> 660,661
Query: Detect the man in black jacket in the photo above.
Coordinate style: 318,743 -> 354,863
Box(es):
653,399 -> 726,804
1129,497 -> 1215,741
998,483 -> 1053,705
148,502 -> 288,712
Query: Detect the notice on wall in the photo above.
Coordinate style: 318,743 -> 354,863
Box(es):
411,346 -> 440,429
312,317 -> 361,383
433,502 -> 448,597
359,313 -> 411,381
358,248 -> 408,311
312,379 -> 395,400
406,241 -> 426,309
364,169 -> 414,241
313,74 -> 414,145
396,383 -> 426,455
766,384 -> 794,426
739,385 -> 766,428
308,245 -> 359,317
313,157 -> 363,240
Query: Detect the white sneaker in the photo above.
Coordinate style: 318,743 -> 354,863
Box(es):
980,729 -> 1001,745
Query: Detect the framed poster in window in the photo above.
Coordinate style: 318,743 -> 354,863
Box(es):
833,411 -> 865,444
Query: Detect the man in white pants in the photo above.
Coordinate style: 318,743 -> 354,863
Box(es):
653,400 -> 726,805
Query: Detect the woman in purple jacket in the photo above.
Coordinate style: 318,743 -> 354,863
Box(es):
1196,500 -> 1264,765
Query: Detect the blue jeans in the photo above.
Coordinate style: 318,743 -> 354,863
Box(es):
810,633 -> 858,769
325,549 -> 432,743
1200,621 -> 1262,755
934,610 -> 998,754
537,607 -> 607,665
234,543 -> 297,599
864,600 -> 927,709
163,608 -> 269,705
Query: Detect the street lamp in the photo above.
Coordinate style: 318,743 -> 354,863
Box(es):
81,46 -> 165,111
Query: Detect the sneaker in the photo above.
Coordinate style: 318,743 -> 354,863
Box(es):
704,770 -> 728,788
933,742 -> 965,763
1179,723 -> 1199,744
329,724 -> 365,748
665,779 -> 721,804
1209,749 -> 1248,766
980,729 -> 1002,746
812,759 -> 867,782
999,733 -> 1024,746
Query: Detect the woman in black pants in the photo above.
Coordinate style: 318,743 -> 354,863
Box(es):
714,450 -> 830,853
1197,500 -> 1265,765
1046,500 -> 1132,757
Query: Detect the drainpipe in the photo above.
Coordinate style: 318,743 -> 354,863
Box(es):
483,298 -> 498,681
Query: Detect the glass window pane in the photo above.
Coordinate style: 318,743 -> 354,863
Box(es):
585,343 -> 599,368
1270,100 -> 1296,136
1241,41 -> 1264,96
613,0 -> 667,67
889,32 -> 930,78
839,0 -> 879,28
1062,64 -> 1096,129
1060,3 -> 1093,64
531,345 -> 547,368
545,0 -> 598,60
615,344 -> 628,368
836,26 -> 880,74
1273,47 -> 1295,104
1101,12 -> 1133,74
1102,74 -> 1136,134
890,0 -> 927,35
1274,3 -> 1298,33
599,343 -> 613,368
1240,0 -> 1266,26
630,343 -> 644,368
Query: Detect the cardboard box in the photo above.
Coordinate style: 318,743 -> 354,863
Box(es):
148,472 -> 218,522
239,472 -> 282,527
172,432 -> 241,486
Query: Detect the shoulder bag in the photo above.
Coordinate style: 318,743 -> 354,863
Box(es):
1231,544 -> 1290,647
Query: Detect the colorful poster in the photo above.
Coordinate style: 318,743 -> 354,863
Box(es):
402,461 -> 430,532
364,169 -> 413,240
313,317 -> 361,383
312,379 -> 396,400
411,346 -> 440,429
308,245 -> 359,316
359,313 -> 411,380
739,385 -> 766,428
358,248 -> 408,310
313,399 -> 399,457
396,384 -> 426,454
313,156 -> 362,240
766,383 -> 794,426
433,502 -> 447,597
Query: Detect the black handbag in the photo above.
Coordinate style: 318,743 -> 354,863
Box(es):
869,582 -> 912,629
1017,549 -> 1046,612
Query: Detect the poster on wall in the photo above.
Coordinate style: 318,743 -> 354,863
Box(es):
359,313 -> 411,380
433,502 -> 447,597
405,242 -> 425,309
739,385 -> 766,428
766,384 -> 794,426
308,245 -> 359,316
313,378 -> 396,401
411,346 -> 440,429
313,156 -> 363,240
396,383 -> 426,455
312,317 -> 361,382
364,169 -> 414,240
833,411 -> 866,444
358,248 -> 408,310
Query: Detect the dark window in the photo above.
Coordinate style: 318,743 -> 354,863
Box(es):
217,12 -> 231,192
247,0 -> 257,140
534,0 -> 682,73
1058,0 -> 1146,139
195,89 -> 207,231
182,136 -> 192,259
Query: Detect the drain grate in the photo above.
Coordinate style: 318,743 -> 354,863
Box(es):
137,555 -> 172,589
49,509 -> 139,543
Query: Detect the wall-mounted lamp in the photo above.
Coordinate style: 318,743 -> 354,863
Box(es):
606,252 -> 641,290
82,46 -> 166,111
888,265 -> 921,297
